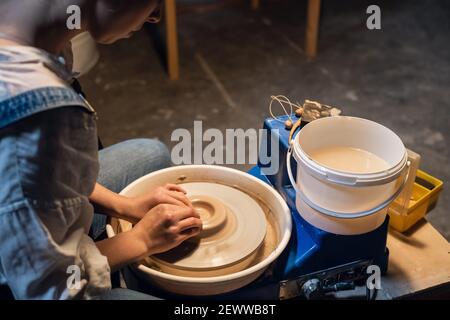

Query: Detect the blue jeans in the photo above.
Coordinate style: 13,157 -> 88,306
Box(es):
92,138 -> 171,300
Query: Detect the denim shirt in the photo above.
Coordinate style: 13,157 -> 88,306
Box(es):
0,46 -> 111,299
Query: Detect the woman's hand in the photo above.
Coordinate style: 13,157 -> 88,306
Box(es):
123,184 -> 193,223
96,188 -> 201,271
89,183 -> 194,225
131,203 -> 203,255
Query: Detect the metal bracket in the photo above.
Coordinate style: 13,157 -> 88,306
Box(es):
279,259 -> 373,300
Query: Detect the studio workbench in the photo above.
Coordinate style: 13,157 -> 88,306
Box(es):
334,219 -> 450,299
122,218 -> 450,300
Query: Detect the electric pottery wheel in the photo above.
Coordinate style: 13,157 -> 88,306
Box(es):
106,165 -> 292,296
248,113 -> 409,299
107,111 -> 409,299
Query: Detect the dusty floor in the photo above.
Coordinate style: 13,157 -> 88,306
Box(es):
80,0 -> 450,240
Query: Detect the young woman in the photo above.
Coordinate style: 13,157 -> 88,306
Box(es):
0,0 -> 202,300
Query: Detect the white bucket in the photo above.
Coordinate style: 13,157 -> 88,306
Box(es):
287,116 -> 409,235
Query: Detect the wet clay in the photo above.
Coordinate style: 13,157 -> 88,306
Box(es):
113,179 -> 280,278
189,195 -> 232,241
152,182 -> 267,272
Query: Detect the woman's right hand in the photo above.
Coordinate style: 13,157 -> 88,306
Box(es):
131,204 -> 203,255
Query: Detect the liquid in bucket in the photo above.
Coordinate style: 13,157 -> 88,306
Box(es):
309,146 -> 390,174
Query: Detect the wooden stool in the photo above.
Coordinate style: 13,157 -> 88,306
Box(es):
164,0 -> 322,80
165,0 -> 180,80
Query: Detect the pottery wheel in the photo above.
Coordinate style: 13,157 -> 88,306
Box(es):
153,182 -> 267,270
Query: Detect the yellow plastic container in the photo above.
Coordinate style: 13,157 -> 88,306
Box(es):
388,170 -> 444,232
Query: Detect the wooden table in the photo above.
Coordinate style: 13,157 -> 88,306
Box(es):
383,220 -> 450,298
164,0 -> 322,80
334,219 -> 450,299
122,217 -> 450,299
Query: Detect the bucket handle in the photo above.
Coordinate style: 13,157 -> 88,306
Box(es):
286,143 -> 410,219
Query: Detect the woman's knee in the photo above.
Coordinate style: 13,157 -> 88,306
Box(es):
98,138 -> 171,192
128,138 -> 171,171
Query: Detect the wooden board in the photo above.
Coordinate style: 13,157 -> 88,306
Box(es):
333,219 -> 450,299
382,219 -> 450,298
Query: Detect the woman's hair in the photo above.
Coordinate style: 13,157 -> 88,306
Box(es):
0,0 -> 161,46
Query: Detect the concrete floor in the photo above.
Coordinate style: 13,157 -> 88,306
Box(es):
80,0 -> 450,240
